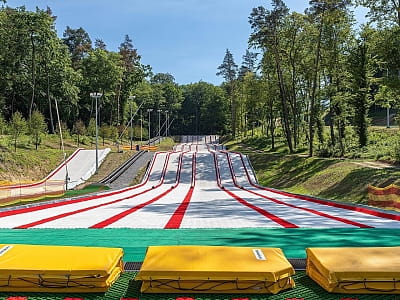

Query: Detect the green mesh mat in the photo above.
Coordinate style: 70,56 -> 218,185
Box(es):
0,272 -> 397,300
1,228 -> 400,261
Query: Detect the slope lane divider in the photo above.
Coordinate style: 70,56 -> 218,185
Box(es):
164,152 -> 196,229
89,151 -> 185,228
234,151 -> 400,222
0,152 -> 163,219
225,152 -> 372,228
14,152 -> 175,229
210,150 -> 298,228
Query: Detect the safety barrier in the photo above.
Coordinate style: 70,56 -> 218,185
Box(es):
121,145 -> 158,151
0,180 -> 65,207
368,184 -> 400,211
140,145 -> 158,151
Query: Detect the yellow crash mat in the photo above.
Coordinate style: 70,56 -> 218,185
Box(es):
306,247 -> 400,294
135,245 -> 295,294
0,244 -> 123,293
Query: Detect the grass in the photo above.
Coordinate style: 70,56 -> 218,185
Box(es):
1,128 -> 399,206
226,128 -> 400,205
0,134 -> 176,205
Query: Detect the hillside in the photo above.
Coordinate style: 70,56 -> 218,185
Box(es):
0,131 -> 399,207
227,131 -> 400,205
0,134 -> 137,184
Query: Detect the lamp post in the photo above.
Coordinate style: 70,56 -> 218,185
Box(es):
147,108 -> 153,145
157,109 -> 162,143
165,110 -> 168,137
90,92 -> 102,174
129,95 -> 136,150
386,68 -> 390,128
140,109 -> 143,145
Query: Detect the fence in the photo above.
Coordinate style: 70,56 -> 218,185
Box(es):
0,180 -> 65,207
368,184 -> 400,211
121,145 -> 158,151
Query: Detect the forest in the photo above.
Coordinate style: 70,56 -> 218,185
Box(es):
0,0 -> 399,160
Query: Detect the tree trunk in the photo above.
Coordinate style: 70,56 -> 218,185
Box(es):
289,31 -> 299,150
274,43 -> 293,153
337,119 -> 345,156
329,104 -> 335,146
29,31 -> 36,119
309,18 -> 324,157
231,83 -> 236,137
46,62 -> 55,134
116,83 -> 122,125
271,114 -> 276,151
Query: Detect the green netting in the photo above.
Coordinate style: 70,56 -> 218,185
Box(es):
1,272 -> 397,300
1,228 -> 400,261
1,228 -> 400,299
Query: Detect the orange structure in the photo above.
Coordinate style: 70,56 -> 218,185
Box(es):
368,184 -> 400,211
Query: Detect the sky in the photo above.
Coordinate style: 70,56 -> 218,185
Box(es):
5,0 -> 367,85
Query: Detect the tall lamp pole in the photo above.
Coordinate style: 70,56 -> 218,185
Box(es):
90,92 -> 103,174
147,108 -> 153,145
386,68 -> 390,128
157,109 -> 162,143
165,110 -> 168,137
129,95 -> 136,150
140,109 -> 143,145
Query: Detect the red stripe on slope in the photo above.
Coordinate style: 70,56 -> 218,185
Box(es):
89,152 -> 183,228
0,152 -> 162,219
234,151 -> 400,222
211,151 -> 298,228
225,152 -> 372,228
164,153 -> 196,229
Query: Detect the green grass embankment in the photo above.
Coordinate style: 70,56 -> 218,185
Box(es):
227,138 -> 400,205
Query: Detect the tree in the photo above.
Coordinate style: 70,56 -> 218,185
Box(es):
62,26 -> 92,69
0,114 -> 6,135
94,38 -> 107,50
87,118 -> 96,145
0,7 -> 79,131
249,0 -> 294,153
72,119 -> 86,146
117,35 -> 146,126
80,49 -> 124,125
151,73 -> 175,84
239,50 -> 258,79
348,31 -> 371,147
306,0 -> 352,156
180,82 -> 228,135
357,0 -> 400,27
99,124 -> 111,146
217,49 -> 238,136
28,110 -> 47,149
9,111 -> 27,152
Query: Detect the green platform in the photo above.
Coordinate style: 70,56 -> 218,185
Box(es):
1,272 -> 398,300
1,228 -> 400,299
2,228 -> 400,261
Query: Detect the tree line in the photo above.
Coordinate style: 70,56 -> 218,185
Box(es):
0,5 -> 230,151
1,1 -> 399,158
217,0 -> 400,157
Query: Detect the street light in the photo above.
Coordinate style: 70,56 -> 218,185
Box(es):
386,68 -> 390,128
90,92 -> 103,174
140,109 -> 143,145
157,109 -> 162,143
147,108 -> 153,145
165,110 -> 168,137
129,95 -> 136,150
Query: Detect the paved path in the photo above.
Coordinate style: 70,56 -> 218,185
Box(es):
1,136 -> 400,229
49,148 -> 111,189
107,151 -> 154,190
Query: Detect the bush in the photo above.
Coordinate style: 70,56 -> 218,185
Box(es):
391,136 -> 400,163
